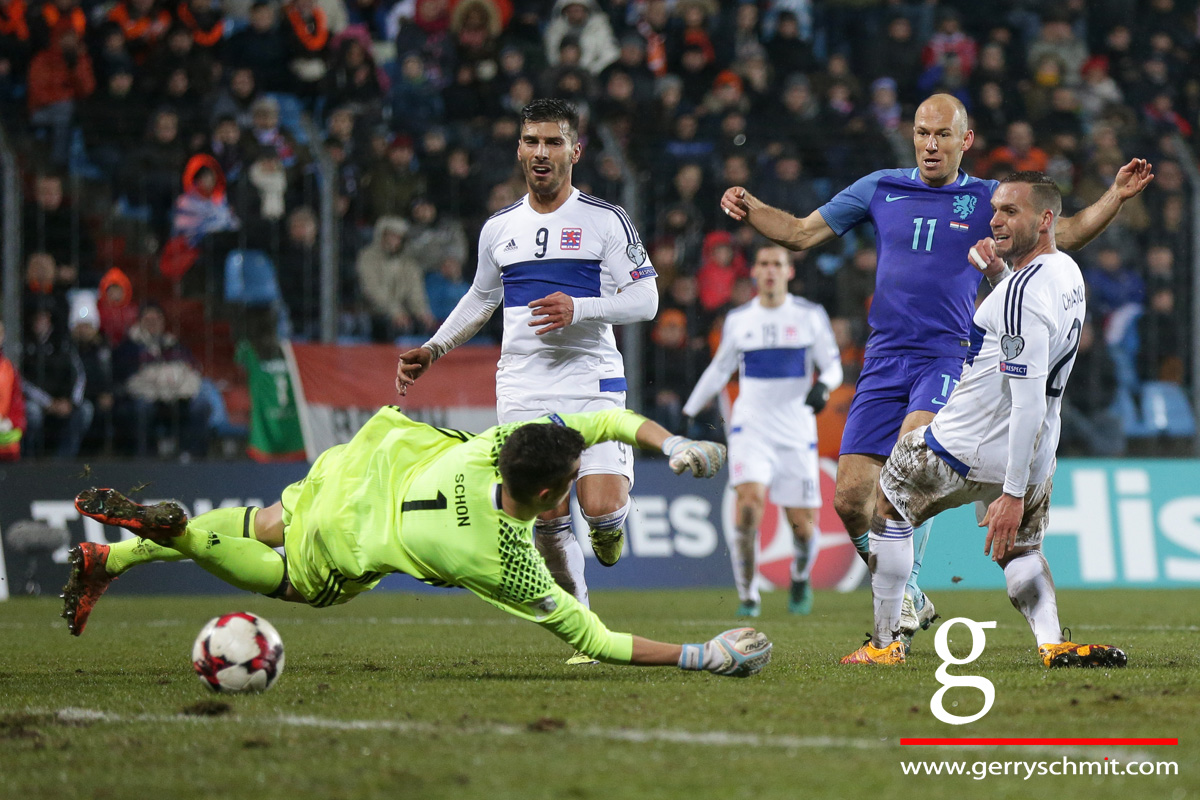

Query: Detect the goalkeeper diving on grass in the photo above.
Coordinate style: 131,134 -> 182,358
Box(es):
62,407 -> 772,677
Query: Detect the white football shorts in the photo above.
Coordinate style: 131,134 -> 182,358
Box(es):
727,427 -> 820,509
880,426 -> 1052,547
497,391 -> 635,486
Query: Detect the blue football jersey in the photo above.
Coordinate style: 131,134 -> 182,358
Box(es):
819,169 -> 999,358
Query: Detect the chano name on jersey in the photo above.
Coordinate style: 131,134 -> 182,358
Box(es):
1062,285 -> 1085,310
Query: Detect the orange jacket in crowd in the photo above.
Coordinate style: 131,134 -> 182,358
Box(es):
27,33 -> 94,111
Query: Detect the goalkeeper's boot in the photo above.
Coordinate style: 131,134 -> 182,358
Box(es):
736,599 -> 760,618
1039,641 -> 1127,669
788,580 -> 813,615
898,592 -> 939,649
566,650 -> 599,665
588,528 -> 624,567
840,638 -> 906,665
75,488 -> 188,542
60,542 -> 115,637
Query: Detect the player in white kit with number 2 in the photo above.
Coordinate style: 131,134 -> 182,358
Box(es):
683,245 -> 842,618
841,172 -> 1127,669
398,99 -> 670,664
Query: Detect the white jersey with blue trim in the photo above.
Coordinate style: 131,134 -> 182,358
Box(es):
478,188 -> 655,397
683,295 -> 841,443
927,250 -> 1086,486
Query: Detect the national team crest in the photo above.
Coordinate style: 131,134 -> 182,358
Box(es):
784,326 -> 799,343
953,194 -> 976,220
560,228 -> 582,249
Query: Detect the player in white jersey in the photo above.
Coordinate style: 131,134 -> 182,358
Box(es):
841,172 -> 1127,668
397,100 -> 663,663
683,245 -> 842,617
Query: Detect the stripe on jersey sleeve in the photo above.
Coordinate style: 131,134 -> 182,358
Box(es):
501,258 -> 602,307
1003,264 -> 1042,335
741,347 -> 807,378
579,194 -> 639,244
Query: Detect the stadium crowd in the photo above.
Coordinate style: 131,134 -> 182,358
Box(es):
2,0 -> 1198,460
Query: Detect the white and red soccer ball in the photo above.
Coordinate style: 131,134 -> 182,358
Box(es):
192,612 -> 285,693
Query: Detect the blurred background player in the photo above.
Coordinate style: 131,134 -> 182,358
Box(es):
682,244 -> 841,617
65,408 -> 771,677
720,93 -> 1154,647
842,173 -> 1125,669
397,99 -> 658,662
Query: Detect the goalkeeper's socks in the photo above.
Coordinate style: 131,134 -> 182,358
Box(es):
1003,549 -> 1062,644
905,518 -> 933,604
163,524 -> 285,595
869,519 -> 913,646
105,536 -> 187,575
192,506 -> 259,539
678,641 -> 725,672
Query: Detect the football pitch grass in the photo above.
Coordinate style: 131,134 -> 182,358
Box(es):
1,587 -> 1196,800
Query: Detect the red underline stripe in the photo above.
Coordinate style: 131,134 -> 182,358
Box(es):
901,738 -> 1178,746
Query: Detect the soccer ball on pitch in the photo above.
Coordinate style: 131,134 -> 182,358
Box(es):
192,612 -> 285,693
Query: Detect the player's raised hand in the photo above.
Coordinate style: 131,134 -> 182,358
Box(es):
980,492 -> 1024,562
968,237 -> 1005,278
528,291 -> 574,335
720,186 -> 752,222
1111,158 -> 1155,200
662,434 -> 726,478
396,347 -> 433,396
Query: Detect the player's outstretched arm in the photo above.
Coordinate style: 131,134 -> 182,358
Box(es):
1057,158 -> 1154,251
720,186 -> 837,252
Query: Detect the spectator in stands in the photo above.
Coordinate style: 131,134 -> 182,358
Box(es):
0,320 -> 25,461
1085,245 -> 1144,322
1078,56 -> 1124,127
169,154 -> 241,292
1059,316 -> 1123,457
209,68 -> 260,130
645,307 -> 709,435
22,308 -> 91,458
26,0 -> 87,55
836,246 -> 875,353
276,206 -> 322,338
22,251 -> 69,337
450,0 -> 504,74
226,1 -> 290,93
426,145 -> 483,222
68,294 -> 116,456
209,116 -> 251,184
143,23 -> 215,99
248,96 -> 307,175
97,267 -> 138,347
405,195 -> 467,274
23,173 -> 94,286
696,230 -> 747,313
324,31 -> 385,114
1138,281 -> 1184,385
1027,10 -> 1086,86
157,67 -> 209,150
763,11 -> 815,85
544,0 -> 618,76
0,0 -> 31,85
113,302 -> 211,458
355,216 -> 434,341
424,256 -> 469,325
106,0 -> 171,65
177,0 -> 226,57
366,134 -> 426,219
390,52 -> 444,136
754,148 -> 820,225
281,0 -> 330,101
120,109 -> 188,236
27,27 -> 94,165
80,65 -> 145,182
765,74 -> 824,176
982,120 -> 1050,176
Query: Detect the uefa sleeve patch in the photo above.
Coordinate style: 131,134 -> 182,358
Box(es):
629,265 -> 657,280
1000,362 -> 1028,376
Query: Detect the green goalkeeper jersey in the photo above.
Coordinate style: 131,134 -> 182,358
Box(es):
279,406 -> 647,662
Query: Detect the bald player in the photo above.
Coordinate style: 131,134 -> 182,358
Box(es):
720,94 -> 1153,647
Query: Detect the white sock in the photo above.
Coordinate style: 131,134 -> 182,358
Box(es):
725,519 -> 759,605
534,516 -> 589,608
1004,550 -> 1062,645
869,519 -> 913,646
790,527 -> 821,583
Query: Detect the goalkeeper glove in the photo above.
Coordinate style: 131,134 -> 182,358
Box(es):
661,435 -> 726,478
678,628 -> 772,677
805,382 -> 830,413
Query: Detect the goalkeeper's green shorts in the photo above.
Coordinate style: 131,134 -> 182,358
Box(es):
279,443 -> 384,607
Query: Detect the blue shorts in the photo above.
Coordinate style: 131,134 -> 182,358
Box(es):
840,354 -> 966,459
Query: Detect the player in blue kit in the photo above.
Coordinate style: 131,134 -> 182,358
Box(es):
721,93 -> 1153,646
